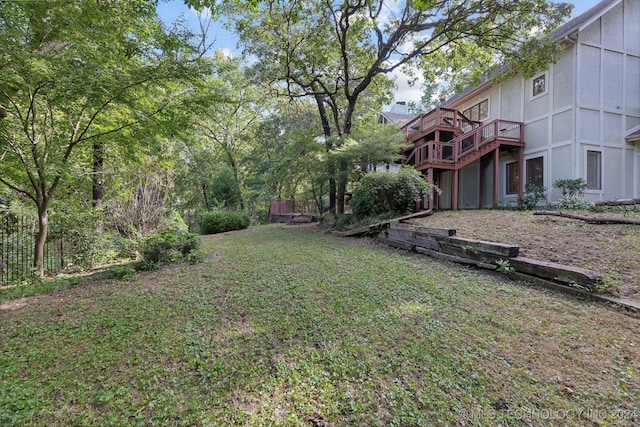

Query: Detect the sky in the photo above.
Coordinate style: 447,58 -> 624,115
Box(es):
156,0 -> 605,107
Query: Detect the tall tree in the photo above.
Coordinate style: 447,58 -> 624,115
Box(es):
222,0 -> 572,213
190,53 -> 269,211
0,0 -> 204,276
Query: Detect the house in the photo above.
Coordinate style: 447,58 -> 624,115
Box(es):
369,101 -> 416,173
402,0 -> 640,210
379,101 -> 416,127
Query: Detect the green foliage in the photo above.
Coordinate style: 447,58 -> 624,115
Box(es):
138,230 -> 203,270
351,168 -> 436,220
335,213 -> 356,230
553,194 -> 594,211
49,211 -> 117,270
553,178 -> 588,197
95,266 -> 137,281
0,0 -> 206,275
518,183 -> 547,210
0,225 -> 634,425
495,259 -> 515,275
200,211 -> 251,235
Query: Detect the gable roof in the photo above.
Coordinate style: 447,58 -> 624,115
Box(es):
379,111 -> 416,126
626,125 -> 640,143
440,0 -> 622,108
551,0 -> 621,40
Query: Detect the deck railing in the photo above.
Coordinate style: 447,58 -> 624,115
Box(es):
404,119 -> 523,167
404,107 -> 481,137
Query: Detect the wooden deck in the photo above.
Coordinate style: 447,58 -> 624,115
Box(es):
404,118 -> 524,171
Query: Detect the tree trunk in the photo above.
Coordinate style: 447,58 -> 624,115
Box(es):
315,94 -> 336,215
34,204 -> 49,278
337,161 -> 347,214
533,211 -> 640,225
92,140 -> 104,209
202,181 -> 211,211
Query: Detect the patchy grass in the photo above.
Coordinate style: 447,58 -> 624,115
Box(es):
409,210 -> 640,302
1,224 -> 639,426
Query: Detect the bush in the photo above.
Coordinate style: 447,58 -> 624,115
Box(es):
138,229 -> 203,270
553,194 -> 594,211
553,178 -> 587,197
200,211 -> 251,235
519,183 -> 547,210
351,168 -> 436,220
49,211 -> 117,270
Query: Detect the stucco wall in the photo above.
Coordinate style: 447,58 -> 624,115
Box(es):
438,0 -> 640,207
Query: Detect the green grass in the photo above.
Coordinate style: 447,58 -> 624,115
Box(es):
1,224 -> 639,426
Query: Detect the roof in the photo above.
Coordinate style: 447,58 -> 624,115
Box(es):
379,111 -> 416,126
441,0 -> 622,108
551,0 -> 621,40
626,125 -> 640,143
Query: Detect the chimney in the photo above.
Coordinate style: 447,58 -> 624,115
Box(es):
390,101 -> 408,115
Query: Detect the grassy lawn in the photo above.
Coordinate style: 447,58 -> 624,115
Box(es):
1,224 -> 639,426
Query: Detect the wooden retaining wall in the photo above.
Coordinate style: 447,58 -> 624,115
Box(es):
382,223 -> 603,291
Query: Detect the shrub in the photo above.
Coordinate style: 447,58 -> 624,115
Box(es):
553,178 -> 587,197
553,194 -> 594,211
519,183 -> 547,210
138,229 -> 203,270
351,168 -> 436,220
49,210 -> 117,270
200,211 -> 251,235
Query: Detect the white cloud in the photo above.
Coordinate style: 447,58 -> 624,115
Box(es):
388,65 -> 424,106
218,47 -> 234,58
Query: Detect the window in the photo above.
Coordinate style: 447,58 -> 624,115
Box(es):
526,157 -> 544,187
506,162 -> 519,195
532,74 -> 546,97
463,99 -> 489,121
587,150 -> 601,190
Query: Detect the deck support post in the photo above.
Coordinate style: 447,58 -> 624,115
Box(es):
452,169 -> 459,211
427,168 -> 434,211
493,148 -> 499,209
518,146 -> 524,203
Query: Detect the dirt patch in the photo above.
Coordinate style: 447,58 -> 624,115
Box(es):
0,299 -> 28,311
407,210 -> 640,302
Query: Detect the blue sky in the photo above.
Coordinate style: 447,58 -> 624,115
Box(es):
156,0 -> 606,104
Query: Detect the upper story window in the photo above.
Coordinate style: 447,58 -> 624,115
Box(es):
463,99 -> 488,121
532,74 -> 546,97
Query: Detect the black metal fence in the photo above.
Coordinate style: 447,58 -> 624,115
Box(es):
0,215 -> 68,285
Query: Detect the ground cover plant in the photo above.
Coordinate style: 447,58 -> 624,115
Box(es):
1,224 -> 639,425
409,210 -> 640,302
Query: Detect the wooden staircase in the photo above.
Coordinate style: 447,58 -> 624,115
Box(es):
402,110 -> 524,171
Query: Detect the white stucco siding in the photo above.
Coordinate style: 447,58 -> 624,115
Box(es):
602,50 -> 624,111
459,163 -> 480,209
602,146 -> 624,199
604,112 -> 624,143
625,0 -> 640,54
524,118 -> 549,149
578,45 -> 601,108
579,108 -> 600,141
625,148 -> 635,198
551,145 -> 573,199
524,88 -> 550,120
500,78 -> 524,121
602,1 -> 625,49
626,55 -> 640,115
482,160 -> 494,208
552,49 -> 574,110
552,110 -> 573,144
581,15 -> 601,44
440,171 -> 452,209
